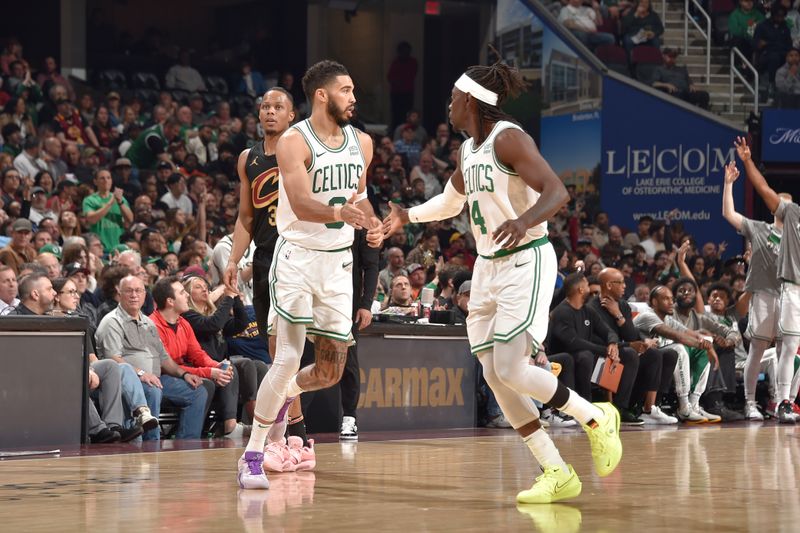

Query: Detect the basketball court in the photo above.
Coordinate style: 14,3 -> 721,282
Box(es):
2,424 -> 798,532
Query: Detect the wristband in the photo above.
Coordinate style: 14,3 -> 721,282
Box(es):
180,371 -> 188,380
333,205 -> 343,222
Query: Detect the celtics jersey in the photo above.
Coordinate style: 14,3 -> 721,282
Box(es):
739,218 -> 781,295
244,141 -> 280,254
276,119 -> 365,251
460,120 -> 546,257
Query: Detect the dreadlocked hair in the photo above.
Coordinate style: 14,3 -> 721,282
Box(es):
464,54 -> 528,134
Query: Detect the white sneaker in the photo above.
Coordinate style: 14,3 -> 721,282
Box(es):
339,416 -> 358,441
486,414 -> 513,428
225,423 -> 249,439
695,406 -> 721,423
542,410 -> 577,427
640,406 -> 678,425
745,401 -> 764,421
677,407 -> 707,423
134,406 -> 159,432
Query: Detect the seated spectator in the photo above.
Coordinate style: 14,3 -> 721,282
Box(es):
28,186 -> 57,225
13,137 -> 47,180
640,220 -> 666,259
150,276 -> 241,437
2,123 -> 23,157
407,262 -> 428,301
590,268 -> 679,424
165,49 -> 207,93
126,118 -> 182,170
160,173 -> 193,215
621,0 -> 664,52
453,279 -> 471,324
95,274 -> 208,441
729,0 -> 766,62
634,285 -> 720,423
549,273 -> 643,423
0,218 -> 36,275
776,47 -> 800,107
237,60 -> 267,97
392,110 -> 428,146
652,48 -> 711,109
381,274 -> 416,315
36,252 -> 60,280
0,264 -> 19,315
558,0 -> 616,49
182,274 -> 268,434
409,152 -> 441,199
406,228 -> 440,267
754,6 -> 793,84
378,246 -> 407,295
36,56 -> 75,101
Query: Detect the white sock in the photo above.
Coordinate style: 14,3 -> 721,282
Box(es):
559,389 -> 603,425
286,375 -> 305,399
678,396 -> 690,412
689,392 -> 701,410
523,429 -> 569,473
245,421 -> 271,453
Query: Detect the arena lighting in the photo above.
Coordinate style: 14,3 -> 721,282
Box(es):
425,1 -> 441,15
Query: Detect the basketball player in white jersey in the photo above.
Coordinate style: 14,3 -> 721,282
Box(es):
238,60 -> 383,489
383,61 -> 622,504
736,137 -> 800,423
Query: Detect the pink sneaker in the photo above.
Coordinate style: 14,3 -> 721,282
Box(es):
287,436 -> 316,471
263,438 -> 294,473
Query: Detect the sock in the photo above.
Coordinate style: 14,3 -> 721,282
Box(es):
245,421 -> 271,453
557,389 -> 603,426
287,415 -> 309,447
688,392 -> 701,410
745,338 -> 771,402
678,396 -> 690,412
523,429 -> 569,474
268,417 -> 287,444
286,375 -> 305,399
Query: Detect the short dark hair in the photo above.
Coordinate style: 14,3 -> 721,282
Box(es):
152,275 -> 180,310
563,272 -> 586,296
18,272 -> 48,301
302,60 -> 350,101
648,285 -> 667,306
707,282 -> 733,302
167,173 -> 183,186
672,277 -> 697,295
638,216 -> 653,225
265,86 -> 295,107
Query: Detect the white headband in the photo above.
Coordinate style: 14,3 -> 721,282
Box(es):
454,74 -> 498,106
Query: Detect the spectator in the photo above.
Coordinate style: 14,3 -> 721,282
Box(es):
42,137 -> 67,182
36,56 -> 75,101
392,110 -> 428,146
13,137 -> 47,183
150,276 -> 241,437
754,6 -> 793,84
776,48 -> 800,107
381,274 -> 416,315
160,173 -> 193,215
640,221 -> 666,259
237,61 -> 267,97
54,99 -> 99,148
406,228 -> 440,267
558,0 -> 616,49
126,117 -> 181,170
0,264 -> 19,315
0,218 -> 36,275
387,41 -> 418,130
623,215 -> 652,248
378,246 -> 407,295
186,122 -> 218,166
652,48 -> 711,109
2,123 -> 23,157
182,274 -> 266,434
729,0 -> 766,63
28,186 -> 57,225
406,262 -> 427,301
82,169 -> 133,253
590,268 -> 679,424
409,152 -> 441,199
165,49 -> 207,93
95,275 -> 208,441
621,0 -> 664,52
394,124 -> 422,170
3,97 -> 36,141
452,279 -> 471,324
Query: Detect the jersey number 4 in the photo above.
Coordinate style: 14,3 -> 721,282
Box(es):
471,201 -> 487,235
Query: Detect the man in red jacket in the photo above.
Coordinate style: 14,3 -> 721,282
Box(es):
150,275 -> 244,437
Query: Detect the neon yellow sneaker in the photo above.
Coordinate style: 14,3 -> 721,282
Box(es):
583,402 -> 622,477
516,503 -> 583,533
516,464 -> 582,504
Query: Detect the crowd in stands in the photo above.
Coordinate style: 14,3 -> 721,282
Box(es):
550,0 -> 800,108
0,32 -> 796,443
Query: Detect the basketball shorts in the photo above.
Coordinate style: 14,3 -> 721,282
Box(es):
779,282 -> 800,337
467,240 -> 556,356
746,290 -> 780,342
267,236 -> 354,345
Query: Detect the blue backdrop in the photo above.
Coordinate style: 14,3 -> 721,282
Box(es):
761,108 -> 800,163
600,77 -> 745,253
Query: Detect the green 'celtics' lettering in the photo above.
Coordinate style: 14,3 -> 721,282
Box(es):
463,163 -> 495,195
312,163 -> 363,193
326,196 -> 347,229
471,201 -> 487,235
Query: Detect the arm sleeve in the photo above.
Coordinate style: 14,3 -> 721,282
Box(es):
408,179 -> 466,223
359,235 -> 381,310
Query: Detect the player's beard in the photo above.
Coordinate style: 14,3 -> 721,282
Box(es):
327,99 -> 350,127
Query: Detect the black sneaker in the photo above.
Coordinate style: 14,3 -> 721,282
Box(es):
618,408 -> 644,426
110,424 -> 144,443
777,400 -> 799,424
90,427 -> 121,444
706,401 -> 745,422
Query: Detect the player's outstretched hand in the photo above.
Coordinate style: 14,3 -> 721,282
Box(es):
382,201 -> 409,238
724,161 -> 739,184
734,136 -> 750,162
493,218 -> 527,249
341,193 -> 366,229
223,262 -> 239,294
366,216 -> 384,248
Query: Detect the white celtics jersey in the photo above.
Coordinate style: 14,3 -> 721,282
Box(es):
461,120 -> 547,257
276,119 -> 365,251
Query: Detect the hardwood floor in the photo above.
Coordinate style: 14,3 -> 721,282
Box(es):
1,424 -> 799,532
